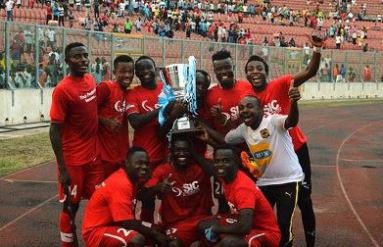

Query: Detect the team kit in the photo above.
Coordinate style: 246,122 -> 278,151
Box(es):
51,36 -> 323,247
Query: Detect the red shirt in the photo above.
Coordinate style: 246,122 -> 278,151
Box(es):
206,80 -> 252,135
126,83 -> 167,164
82,169 -> 137,246
145,162 -> 213,227
97,81 -> 130,164
50,74 -> 98,166
250,75 -> 307,150
223,171 -> 280,234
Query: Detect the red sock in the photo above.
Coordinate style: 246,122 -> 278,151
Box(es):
59,211 -> 75,247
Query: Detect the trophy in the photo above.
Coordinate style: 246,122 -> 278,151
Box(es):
158,56 -> 201,135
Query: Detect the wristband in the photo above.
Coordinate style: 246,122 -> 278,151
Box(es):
313,46 -> 322,53
142,221 -> 152,228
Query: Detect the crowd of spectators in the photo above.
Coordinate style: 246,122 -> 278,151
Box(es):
1,0 -> 383,88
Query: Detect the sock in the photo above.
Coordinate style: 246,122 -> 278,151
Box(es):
59,211 -> 75,247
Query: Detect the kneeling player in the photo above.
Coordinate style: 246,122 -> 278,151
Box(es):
82,147 -> 172,247
143,134 -> 213,246
195,145 -> 281,247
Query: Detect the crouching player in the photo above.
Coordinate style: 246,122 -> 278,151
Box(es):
82,147 -> 172,247
142,134 -> 213,246
194,145 -> 281,247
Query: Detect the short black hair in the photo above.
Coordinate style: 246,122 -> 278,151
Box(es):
126,146 -> 147,161
65,42 -> 86,59
245,55 -> 269,75
212,49 -> 232,62
170,133 -> 191,149
135,55 -> 156,71
114,55 -> 134,69
240,94 -> 262,108
196,69 -> 211,87
214,144 -> 241,164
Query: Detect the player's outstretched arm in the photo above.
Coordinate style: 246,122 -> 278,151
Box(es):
191,150 -> 216,177
284,87 -> 301,129
210,209 -> 253,235
128,109 -> 160,129
293,34 -> 325,87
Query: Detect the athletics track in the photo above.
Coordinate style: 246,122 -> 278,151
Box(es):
0,101 -> 382,246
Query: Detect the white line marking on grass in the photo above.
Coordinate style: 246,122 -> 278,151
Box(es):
3,179 -> 57,184
340,158 -> 383,163
0,194 -> 58,232
336,122 -> 380,247
0,161 -> 54,181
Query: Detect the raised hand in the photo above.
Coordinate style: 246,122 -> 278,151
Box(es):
156,173 -> 175,194
307,30 -> 326,48
210,98 -> 223,118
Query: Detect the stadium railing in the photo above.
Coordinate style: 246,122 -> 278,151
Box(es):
0,20 -> 382,91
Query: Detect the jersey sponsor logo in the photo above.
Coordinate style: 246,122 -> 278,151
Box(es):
114,100 -> 130,113
263,100 -> 281,115
142,100 -> 160,112
252,149 -> 272,159
172,181 -> 200,197
260,128 -> 270,138
221,106 -> 240,121
79,88 -> 96,103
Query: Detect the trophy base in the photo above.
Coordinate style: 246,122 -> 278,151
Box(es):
171,116 -> 203,135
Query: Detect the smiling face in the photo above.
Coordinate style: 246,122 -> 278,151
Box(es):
213,57 -> 235,89
126,151 -> 150,183
135,58 -> 156,89
114,62 -> 134,89
172,139 -> 191,170
246,60 -> 267,91
65,46 -> 89,76
214,148 -> 238,182
239,96 -> 263,129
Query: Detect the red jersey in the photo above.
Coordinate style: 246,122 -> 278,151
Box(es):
250,75 -> 307,150
82,169 -> 137,246
126,83 -> 167,163
145,162 -> 213,227
97,81 -> 130,164
206,80 -> 252,135
223,171 -> 280,234
50,74 -> 98,166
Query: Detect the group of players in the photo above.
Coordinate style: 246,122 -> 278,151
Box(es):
50,35 -> 324,247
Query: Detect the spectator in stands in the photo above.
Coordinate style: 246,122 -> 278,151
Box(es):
124,18 -> 133,34
57,2 -> 65,27
340,64 -> 347,82
363,65 -> 372,82
91,57 -> 103,84
93,0 -> 100,19
5,0 -> 15,21
135,17 -> 143,32
45,2 -> 53,25
335,34 -> 341,49
333,64 -> 340,83
24,28 -> 34,54
347,67 -> 356,82
65,9 -> 73,28
45,28 -> 56,49
15,65 -> 32,88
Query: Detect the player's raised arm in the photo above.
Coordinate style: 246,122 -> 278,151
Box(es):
284,87 -> 301,129
293,33 -> 325,87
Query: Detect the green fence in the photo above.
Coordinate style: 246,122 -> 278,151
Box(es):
0,20 -> 382,90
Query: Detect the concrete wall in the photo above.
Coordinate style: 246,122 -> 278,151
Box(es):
0,82 -> 382,126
